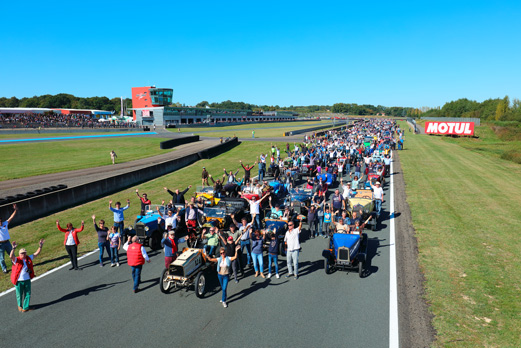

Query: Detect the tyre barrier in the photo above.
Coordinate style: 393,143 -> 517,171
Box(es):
1,184 -> 70,207
15,194 -> 27,201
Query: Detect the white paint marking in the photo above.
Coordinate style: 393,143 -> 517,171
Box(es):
0,248 -> 98,298
389,153 -> 400,347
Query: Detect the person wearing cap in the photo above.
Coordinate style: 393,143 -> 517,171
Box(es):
160,219 -> 187,269
371,180 -> 384,218
157,205 -> 178,230
9,238 -> 44,312
185,202 -> 203,232
202,167 -> 209,187
0,204 -> 18,274
136,189 -> 151,216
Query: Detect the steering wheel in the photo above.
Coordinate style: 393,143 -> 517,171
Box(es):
270,213 -> 280,219
361,195 -> 371,199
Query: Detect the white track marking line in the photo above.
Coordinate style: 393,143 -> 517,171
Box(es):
389,154 -> 399,347
0,249 -> 98,298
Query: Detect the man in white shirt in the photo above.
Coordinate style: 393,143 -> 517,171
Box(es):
284,219 -> 303,279
0,204 -> 18,274
157,207 -> 177,230
247,193 -> 270,230
371,181 -> 384,218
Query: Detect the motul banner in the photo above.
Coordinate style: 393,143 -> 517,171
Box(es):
425,122 -> 474,136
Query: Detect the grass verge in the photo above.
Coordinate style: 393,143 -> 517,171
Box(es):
0,137 -> 174,181
398,122 -> 521,347
0,141 -> 289,293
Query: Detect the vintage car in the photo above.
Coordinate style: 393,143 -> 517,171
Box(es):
285,187 -> 313,218
322,232 -> 367,277
366,166 -> 385,186
347,189 -> 377,230
126,204 -> 170,250
202,206 -> 229,229
263,218 -> 288,256
195,186 -> 220,206
160,247 -> 212,297
317,172 -> 334,186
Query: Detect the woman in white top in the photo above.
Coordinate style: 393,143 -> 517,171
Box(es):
206,246 -> 239,308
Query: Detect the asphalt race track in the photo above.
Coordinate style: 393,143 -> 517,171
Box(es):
0,169 -> 397,348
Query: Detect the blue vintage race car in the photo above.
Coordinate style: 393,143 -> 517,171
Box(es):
264,218 -> 288,256
317,173 -> 334,186
127,204 -> 185,250
322,232 -> 367,277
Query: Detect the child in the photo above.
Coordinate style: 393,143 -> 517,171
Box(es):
323,206 -> 332,238
265,230 -> 280,278
108,226 -> 121,267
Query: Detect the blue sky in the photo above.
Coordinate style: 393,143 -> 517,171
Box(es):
2,1 -> 520,108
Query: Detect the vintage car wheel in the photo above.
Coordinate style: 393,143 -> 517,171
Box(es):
160,268 -> 172,293
195,272 -> 206,298
358,261 -> 364,278
325,260 -> 332,274
278,242 -> 286,257
149,231 -> 161,250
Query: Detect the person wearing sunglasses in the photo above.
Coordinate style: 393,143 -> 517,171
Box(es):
206,246 -> 239,308
284,219 -> 303,279
9,238 -> 44,312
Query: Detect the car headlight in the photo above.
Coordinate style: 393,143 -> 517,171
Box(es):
145,226 -> 149,232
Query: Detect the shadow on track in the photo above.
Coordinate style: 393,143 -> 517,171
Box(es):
33,280 -> 127,309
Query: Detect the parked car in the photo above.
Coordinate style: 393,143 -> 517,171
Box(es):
322,232 -> 367,277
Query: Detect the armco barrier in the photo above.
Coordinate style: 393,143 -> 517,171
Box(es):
282,123 -> 334,136
0,138 -> 240,227
159,135 -> 199,149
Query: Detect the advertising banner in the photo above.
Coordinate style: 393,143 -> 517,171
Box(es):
425,121 -> 474,136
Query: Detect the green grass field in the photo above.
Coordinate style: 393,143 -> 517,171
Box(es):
398,122 -> 521,347
0,137 -> 174,181
0,141 -> 289,293
174,120 -> 336,138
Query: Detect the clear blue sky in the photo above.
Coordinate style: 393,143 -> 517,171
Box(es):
2,1 -> 520,109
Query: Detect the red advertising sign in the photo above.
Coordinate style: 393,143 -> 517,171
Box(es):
425,122 -> 474,136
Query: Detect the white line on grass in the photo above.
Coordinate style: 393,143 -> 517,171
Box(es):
389,155 -> 400,347
0,248 -> 98,298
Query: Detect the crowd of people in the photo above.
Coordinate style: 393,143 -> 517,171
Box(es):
1,118 -> 402,311
0,113 -> 137,129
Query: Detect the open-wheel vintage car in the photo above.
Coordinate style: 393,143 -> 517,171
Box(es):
286,187 -> 313,219
160,247 -> 213,297
347,189 -> 377,230
322,232 -> 367,277
263,218 -> 289,256
195,186 -> 220,206
202,206 -> 229,229
126,204 -> 172,250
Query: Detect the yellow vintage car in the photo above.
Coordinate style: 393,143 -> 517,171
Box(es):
195,186 -> 221,206
346,189 -> 377,231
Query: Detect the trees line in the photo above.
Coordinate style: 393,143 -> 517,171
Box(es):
421,96 -> 521,122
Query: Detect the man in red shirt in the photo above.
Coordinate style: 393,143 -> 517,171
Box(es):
9,239 -> 44,312
136,189 -> 151,216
